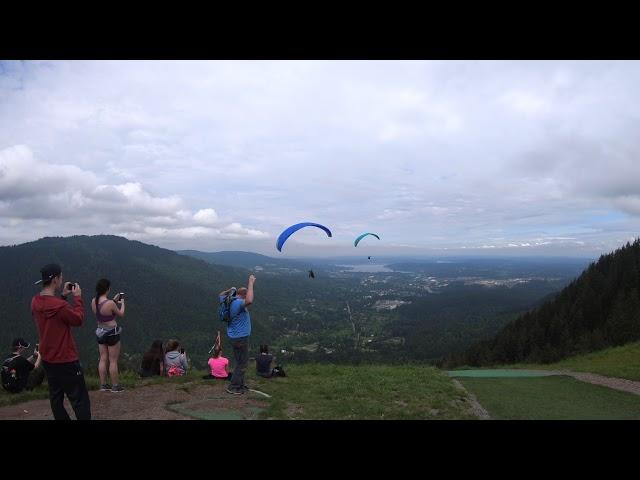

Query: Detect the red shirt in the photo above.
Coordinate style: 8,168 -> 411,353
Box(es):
31,294 -> 85,364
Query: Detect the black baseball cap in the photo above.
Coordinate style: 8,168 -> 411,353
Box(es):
12,338 -> 30,349
34,263 -> 62,285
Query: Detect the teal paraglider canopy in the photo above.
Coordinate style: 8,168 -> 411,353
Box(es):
354,232 -> 380,247
276,222 -> 332,252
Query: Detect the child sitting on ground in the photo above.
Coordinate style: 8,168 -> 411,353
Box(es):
203,347 -> 232,380
164,339 -> 189,377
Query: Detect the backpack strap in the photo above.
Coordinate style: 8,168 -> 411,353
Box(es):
2,354 -> 21,368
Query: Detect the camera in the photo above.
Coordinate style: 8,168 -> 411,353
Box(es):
67,282 -> 75,290
180,348 -> 185,354
118,292 -> 125,301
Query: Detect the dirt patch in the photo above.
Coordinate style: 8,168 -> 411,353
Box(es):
0,381 -> 269,420
285,402 -> 304,419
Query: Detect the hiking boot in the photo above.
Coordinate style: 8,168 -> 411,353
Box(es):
226,387 -> 243,395
100,384 -> 112,391
111,384 -> 125,393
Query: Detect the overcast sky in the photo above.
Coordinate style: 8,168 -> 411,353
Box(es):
1,60 -> 639,258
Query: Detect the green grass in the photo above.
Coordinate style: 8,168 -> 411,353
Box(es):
0,385 -> 51,408
458,376 -> 640,419
249,363 -> 475,420
506,342 -> 640,381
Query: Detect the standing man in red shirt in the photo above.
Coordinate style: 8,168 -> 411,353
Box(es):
32,264 -> 91,420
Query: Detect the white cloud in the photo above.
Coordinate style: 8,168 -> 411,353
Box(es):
0,144 -> 97,200
0,144 -> 269,244
193,208 -> 219,226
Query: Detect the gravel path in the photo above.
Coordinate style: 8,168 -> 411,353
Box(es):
556,370 -> 640,396
452,379 -> 491,419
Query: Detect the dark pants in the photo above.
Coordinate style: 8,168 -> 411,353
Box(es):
42,360 -> 91,421
26,366 -> 46,390
202,373 -> 233,380
230,336 -> 249,390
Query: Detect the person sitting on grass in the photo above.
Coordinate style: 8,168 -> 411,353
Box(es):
139,339 -> 165,377
1,338 -> 45,393
164,339 -> 189,377
255,344 -> 276,378
203,347 -> 232,380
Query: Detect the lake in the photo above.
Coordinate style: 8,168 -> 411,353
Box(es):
338,264 -> 394,273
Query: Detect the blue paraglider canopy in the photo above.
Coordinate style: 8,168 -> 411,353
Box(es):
276,222 -> 332,252
354,232 -> 380,247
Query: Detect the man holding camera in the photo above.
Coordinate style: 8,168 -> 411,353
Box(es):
219,274 -> 256,395
1,338 -> 45,393
31,263 -> 91,420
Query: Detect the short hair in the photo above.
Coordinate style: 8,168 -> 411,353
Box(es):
165,339 -> 180,352
38,263 -> 62,287
260,344 -> 269,354
42,273 -> 61,287
237,287 -> 248,296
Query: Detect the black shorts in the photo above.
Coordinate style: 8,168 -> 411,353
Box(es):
97,334 -> 120,346
96,326 -> 122,346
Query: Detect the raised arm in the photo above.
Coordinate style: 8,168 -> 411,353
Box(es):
112,298 -> 125,318
61,284 -> 85,327
244,275 -> 256,306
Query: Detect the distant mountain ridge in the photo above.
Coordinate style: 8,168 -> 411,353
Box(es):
449,239 -> 640,367
177,250 -> 306,271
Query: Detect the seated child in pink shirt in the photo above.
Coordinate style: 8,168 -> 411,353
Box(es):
203,347 -> 232,380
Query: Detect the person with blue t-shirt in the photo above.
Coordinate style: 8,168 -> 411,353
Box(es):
219,274 -> 256,395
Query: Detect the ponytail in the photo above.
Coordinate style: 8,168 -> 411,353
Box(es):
95,278 -> 111,306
